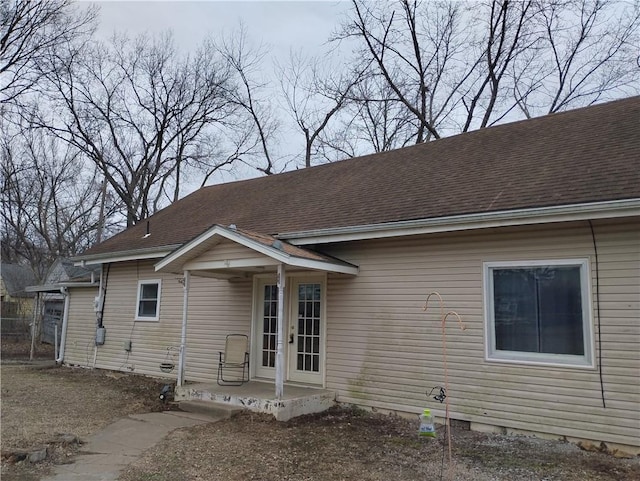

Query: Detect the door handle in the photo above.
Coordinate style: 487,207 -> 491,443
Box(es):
289,333 -> 294,344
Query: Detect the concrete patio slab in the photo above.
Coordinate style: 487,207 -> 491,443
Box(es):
175,380 -> 336,421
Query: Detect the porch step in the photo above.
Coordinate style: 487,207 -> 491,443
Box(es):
178,400 -> 243,421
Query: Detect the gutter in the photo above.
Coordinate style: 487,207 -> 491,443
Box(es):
26,282 -> 97,293
73,244 -> 181,266
279,199 -> 640,245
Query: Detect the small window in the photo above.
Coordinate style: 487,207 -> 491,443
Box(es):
484,260 -> 593,367
136,280 -> 161,321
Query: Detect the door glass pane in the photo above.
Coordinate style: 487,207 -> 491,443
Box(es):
261,284 -> 278,368
296,283 -> 321,373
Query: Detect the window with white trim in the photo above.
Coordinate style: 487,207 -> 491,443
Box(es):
135,280 -> 161,321
484,260 -> 593,367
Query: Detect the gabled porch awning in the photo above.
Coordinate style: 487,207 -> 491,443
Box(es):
156,225 -> 358,398
154,224 -> 358,277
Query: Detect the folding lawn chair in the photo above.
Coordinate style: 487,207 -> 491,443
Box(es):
217,334 -> 250,385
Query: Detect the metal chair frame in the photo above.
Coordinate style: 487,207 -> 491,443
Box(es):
217,334 -> 250,386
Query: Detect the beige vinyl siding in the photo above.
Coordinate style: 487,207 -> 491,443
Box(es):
189,239 -> 266,263
324,218 -> 640,448
64,260 -> 252,382
64,287 -> 99,365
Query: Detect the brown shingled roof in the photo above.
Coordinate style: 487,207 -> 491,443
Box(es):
82,96 -> 640,257
233,228 -> 341,262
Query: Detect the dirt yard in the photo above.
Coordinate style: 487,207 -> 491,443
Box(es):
1,339 -> 55,361
1,362 -> 171,481
119,408 -> 639,481
2,361 -> 638,481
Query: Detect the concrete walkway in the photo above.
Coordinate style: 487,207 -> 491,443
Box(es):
41,410 -> 223,481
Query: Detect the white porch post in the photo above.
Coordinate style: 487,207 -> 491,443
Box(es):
275,263 -> 286,399
177,270 -> 190,387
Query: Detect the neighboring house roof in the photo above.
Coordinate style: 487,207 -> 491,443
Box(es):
47,258 -> 100,283
78,96 -> 640,261
1,264 -> 36,298
24,258 -> 101,294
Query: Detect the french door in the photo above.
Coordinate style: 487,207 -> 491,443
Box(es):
254,281 -> 278,379
288,279 -> 324,384
252,276 -> 325,385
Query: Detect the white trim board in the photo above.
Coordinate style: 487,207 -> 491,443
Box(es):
155,225 -> 358,275
280,199 -> 640,245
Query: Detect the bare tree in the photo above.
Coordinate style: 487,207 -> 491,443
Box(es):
215,26 -> 282,175
0,0 -> 97,105
513,0 -> 640,117
37,32 -> 239,226
329,75 -> 418,156
0,120 -> 112,281
336,0 -> 639,148
277,50 -> 366,168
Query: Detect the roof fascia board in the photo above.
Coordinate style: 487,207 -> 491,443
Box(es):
287,256 -> 359,275
184,257 -> 280,271
26,282 -> 98,293
282,199 -> 640,245
73,245 -> 180,266
156,225 -> 358,275
154,225 -> 286,272
199,229 -> 359,274
59,281 -> 99,288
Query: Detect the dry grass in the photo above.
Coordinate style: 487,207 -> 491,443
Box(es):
1,363 -> 171,481
1,339 -> 55,361
120,408 -> 640,481
1,361 -> 638,481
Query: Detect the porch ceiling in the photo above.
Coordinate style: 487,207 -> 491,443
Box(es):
154,224 -> 358,277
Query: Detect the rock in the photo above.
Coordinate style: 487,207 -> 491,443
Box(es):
611,449 -> 635,459
577,441 -> 599,452
1,449 -> 28,464
57,433 -> 80,445
27,446 -> 47,463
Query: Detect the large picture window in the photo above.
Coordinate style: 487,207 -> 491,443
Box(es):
136,280 -> 161,321
484,260 -> 593,367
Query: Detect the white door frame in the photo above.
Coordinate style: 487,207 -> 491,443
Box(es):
286,275 -> 326,385
252,275 -> 279,380
251,273 -> 326,386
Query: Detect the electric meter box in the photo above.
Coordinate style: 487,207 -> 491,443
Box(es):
96,327 -> 106,345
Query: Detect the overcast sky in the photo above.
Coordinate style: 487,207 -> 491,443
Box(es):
94,1 -> 348,57
90,1 -> 352,186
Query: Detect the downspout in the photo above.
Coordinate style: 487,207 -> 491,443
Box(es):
29,292 -> 40,361
56,287 -> 70,364
93,264 -> 106,368
177,270 -> 190,387
275,263 -> 286,399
